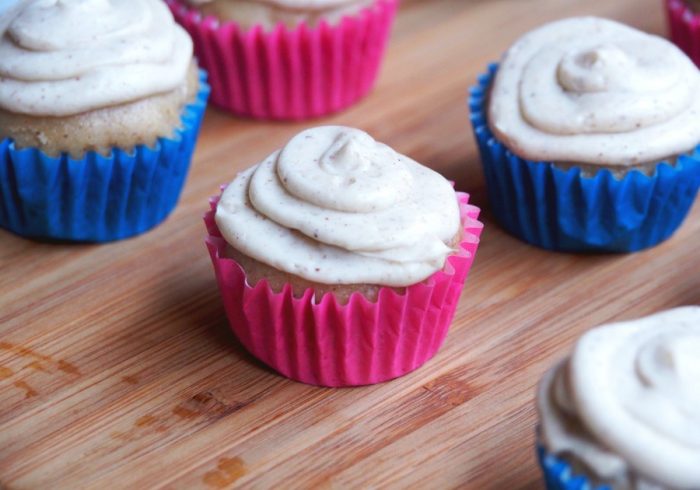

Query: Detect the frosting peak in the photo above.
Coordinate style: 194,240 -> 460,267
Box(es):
278,127 -> 413,213
0,0 -> 193,116
215,126 -> 461,287
557,45 -> 635,93
490,17 -> 700,165
320,132 -> 373,175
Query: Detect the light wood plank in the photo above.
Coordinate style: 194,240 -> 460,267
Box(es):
1,0 -> 697,488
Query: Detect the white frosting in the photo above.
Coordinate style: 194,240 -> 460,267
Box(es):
539,307 -> 700,489
489,17 -> 700,166
0,0 -> 193,116
215,126 -> 461,287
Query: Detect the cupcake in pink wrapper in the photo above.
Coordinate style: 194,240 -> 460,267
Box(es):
204,126 -> 483,387
666,0 -> 700,65
166,0 -> 398,120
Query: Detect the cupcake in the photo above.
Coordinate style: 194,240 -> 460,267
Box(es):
204,126 -> 483,387
536,306 -> 700,489
469,17 -> 700,253
167,0 -> 398,120
666,0 -> 700,67
0,0 -> 209,242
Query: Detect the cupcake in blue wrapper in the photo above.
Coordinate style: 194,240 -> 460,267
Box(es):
0,0 -> 209,242
537,444 -> 610,490
469,17 -> 700,253
535,307 -> 700,490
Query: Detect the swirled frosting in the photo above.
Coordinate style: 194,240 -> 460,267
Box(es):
0,0 -> 193,116
538,307 -> 700,489
489,17 -> 700,166
215,126 -> 461,287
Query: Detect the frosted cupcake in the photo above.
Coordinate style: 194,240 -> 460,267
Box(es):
0,0 -> 209,242
469,17 -> 700,252
204,126 -> 483,386
167,0 -> 398,120
666,0 -> 700,67
537,306 -> 700,489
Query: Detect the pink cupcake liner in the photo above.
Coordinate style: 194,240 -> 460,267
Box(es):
666,0 -> 700,66
204,192 -> 483,387
167,0 -> 398,120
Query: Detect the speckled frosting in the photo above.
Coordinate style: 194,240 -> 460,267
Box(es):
0,0 -> 193,117
215,126 -> 462,287
489,17 -> 700,166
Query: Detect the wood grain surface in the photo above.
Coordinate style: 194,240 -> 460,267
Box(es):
1,0 -> 698,488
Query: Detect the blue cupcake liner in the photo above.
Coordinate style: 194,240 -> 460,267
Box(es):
469,64 -> 700,253
537,444 -> 611,490
0,70 -> 210,242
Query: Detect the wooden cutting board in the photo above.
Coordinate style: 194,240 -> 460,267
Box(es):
1,0 -> 697,488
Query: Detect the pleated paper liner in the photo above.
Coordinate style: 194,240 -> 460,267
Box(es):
0,71 -> 210,243
666,0 -> 700,66
537,442 -> 611,490
469,63 -> 700,253
167,0 -> 398,120
204,192 -> 483,387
